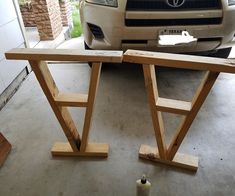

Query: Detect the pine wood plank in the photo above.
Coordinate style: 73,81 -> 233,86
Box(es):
156,97 -> 192,115
139,145 -> 198,171
55,93 -> 88,107
124,50 -> 235,74
5,48 -> 123,63
51,142 -> 109,157
0,133 -> 12,167
143,64 -> 167,159
80,62 -> 102,152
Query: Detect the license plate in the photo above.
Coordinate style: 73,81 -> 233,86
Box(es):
159,29 -> 185,36
158,29 -> 197,46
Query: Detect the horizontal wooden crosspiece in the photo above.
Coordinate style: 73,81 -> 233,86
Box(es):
124,49 -> 235,73
54,93 -> 88,107
5,48 -> 123,63
156,97 -> 192,115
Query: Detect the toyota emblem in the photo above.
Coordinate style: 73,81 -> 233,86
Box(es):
166,0 -> 186,8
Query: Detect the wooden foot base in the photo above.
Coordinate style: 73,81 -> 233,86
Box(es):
51,142 -> 109,157
139,145 -> 199,171
0,133 -> 12,167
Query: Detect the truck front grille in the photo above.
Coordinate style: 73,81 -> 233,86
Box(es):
126,0 -> 222,11
125,18 -> 222,27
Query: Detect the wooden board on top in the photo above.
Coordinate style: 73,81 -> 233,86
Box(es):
5,48 -> 123,63
123,49 -> 235,74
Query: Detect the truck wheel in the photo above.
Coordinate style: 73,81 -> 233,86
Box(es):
208,47 -> 232,58
84,42 -> 92,67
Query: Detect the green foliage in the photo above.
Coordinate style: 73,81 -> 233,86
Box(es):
70,10 -> 82,38
71,1 -> 80,10
18,0 -> 27,6
18,0 -> 32,7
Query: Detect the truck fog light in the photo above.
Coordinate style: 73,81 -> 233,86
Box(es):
87,23 -> 104,39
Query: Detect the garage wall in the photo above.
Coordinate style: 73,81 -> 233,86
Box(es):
0,0 -> 28,104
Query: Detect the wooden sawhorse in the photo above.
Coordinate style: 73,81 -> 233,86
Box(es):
6,48 -> 123,157
124,50 -> 235,171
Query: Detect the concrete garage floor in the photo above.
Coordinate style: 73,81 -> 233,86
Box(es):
1,45 -> 235,195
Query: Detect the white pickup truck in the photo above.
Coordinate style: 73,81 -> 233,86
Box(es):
79,0 -> 235,58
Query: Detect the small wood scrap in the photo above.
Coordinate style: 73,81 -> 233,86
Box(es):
0,132 -> 12,167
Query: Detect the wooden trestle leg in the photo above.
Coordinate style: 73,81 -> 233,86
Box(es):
29,61 -> 108,157
140,64 -> 219,171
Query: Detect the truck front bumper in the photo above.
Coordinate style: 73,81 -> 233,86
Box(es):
80,1 -> 235,53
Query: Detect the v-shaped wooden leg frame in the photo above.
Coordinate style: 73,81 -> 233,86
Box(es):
140,64 -> 219,171
29,61 -> 109,157
5,49 -> 123,158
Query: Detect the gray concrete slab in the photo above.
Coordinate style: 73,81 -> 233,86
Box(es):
0,60 -> 235,195
1,35 -> 235,196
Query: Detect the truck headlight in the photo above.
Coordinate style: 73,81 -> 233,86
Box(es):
85,0 -> 118,7
228,0 -> 235,6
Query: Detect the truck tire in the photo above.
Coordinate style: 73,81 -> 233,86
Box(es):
84,41 -> 91,50
208,47 -> 232,58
